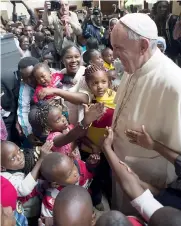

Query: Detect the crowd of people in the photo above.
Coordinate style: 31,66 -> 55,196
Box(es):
1,0 -> 181,226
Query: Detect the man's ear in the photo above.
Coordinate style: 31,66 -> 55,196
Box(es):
140,38 -> 149,55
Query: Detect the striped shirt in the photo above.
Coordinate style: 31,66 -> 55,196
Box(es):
17,82 -> 34,137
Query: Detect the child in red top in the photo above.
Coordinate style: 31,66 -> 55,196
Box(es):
32,63 -> 64,104
40,152 -> 100,217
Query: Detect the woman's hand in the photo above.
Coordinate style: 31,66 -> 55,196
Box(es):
82,103 -> 104,127
125,125 -> 155,150
40,141 -> 53,159
103,127 -> 114,151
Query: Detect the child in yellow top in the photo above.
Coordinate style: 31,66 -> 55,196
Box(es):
81,64 -> 116,153
102,48 -> 115,71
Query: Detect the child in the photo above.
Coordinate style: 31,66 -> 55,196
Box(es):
83,49 -> 104,67
40,152 -> 100,217
36,100 -> 80,160
107,69 -> 121,91
81,64 -> 116,153
32,63 -> 64,104
1,140 -> 53,221
53,185 -> 96,226
34,100 -> 105,159
102,48 -> 115,70
125,125 -> 181,210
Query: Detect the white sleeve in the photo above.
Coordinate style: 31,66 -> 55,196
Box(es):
2,172 -> 38,197
130,189 -> 163,222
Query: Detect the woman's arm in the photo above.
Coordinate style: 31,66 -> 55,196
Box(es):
38,88 -> 89,105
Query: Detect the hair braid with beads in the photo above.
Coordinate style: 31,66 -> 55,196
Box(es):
35,100 -> 62,132
84,64 -> 106,83
23,148 -> 40,175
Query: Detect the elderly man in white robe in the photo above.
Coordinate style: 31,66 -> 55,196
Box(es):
111,13 -> 181,214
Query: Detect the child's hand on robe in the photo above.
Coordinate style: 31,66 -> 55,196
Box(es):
125,125 -> 155,150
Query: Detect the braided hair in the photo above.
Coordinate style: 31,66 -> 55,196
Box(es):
84,64 -> 106,83
35,99 -> 63,132
23,147 -> 41,175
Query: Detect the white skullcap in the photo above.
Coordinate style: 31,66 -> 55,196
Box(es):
120,13 -> 158,40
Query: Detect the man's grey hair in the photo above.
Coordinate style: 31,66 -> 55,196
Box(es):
121,22 -> 157,52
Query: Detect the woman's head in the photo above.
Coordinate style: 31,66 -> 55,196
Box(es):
32,63 -> 51,86
83,49 -> 104,67
62,45 -> 81,75
1,141 -> 25,171
19,35 -> 30,51
84,64 -> 109,97
36,101 -> 68,133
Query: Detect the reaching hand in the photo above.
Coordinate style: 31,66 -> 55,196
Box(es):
87,154 -> 100,165
103,127 -> 114,151
83,103 -> 104,126
40,141 -> 53,159
125,125 -> 155,150
1,206 -> 16,226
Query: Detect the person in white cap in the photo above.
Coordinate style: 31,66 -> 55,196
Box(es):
111,13 -> 181,214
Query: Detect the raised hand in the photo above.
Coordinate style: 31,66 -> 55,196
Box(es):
40,141 -> 53,159
103,127 -> 114,151
83,103 -> 104,126
125,125 -> 155,150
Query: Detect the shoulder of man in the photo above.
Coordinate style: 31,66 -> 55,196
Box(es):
69,11 -> 79,20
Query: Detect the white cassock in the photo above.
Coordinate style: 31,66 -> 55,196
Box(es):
112,48 -> 181,214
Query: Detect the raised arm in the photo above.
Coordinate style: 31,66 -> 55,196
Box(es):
38,87 -> 89,105
42,1 -> 54,27
54,103 -> 104,147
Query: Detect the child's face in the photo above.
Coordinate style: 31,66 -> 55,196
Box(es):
47,107 -> 68,132
90,52 -> 104,68
34,67 -> 51,86
1,142 -> 25,170
53,156 -> 80,186
103,49 -> 114,65
88,70 -> 109,97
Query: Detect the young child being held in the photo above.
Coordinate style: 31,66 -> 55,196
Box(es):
83,49 -> 104,67
81,64 -> 116,154
32,63 -> 64,104
102,48 -> 115,70
40,152 -> 100,217
1,140 -> 53,220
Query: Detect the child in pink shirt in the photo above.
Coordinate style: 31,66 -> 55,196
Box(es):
32,63 -> 64,104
